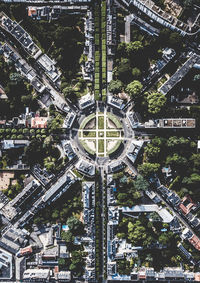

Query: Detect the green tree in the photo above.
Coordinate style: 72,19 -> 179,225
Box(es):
44,136 -> 54,147
117,193 -> 129,204
149,211 -> 161,222
108,80 -> 123,94
132,67 -> 141,79
134,175 -> 149,191
44,156 -> 56,172
166,154 -> 187,168
167,136 -> 189,148
58,258 -> 66,269
61,231 -> 74,243
151,136 -> 163,147
126,80 -> 143,100
52,210 -> 59,220
144,144 -> 161,160
63,86 -> 77,102
114,58 -> 132,83
48,114 -> 63,134
17,135 -> 24,139
169,32 -> 183,50
138,162 -> 160,177
67,216 -> 84,235
158,231 -> 174,246
23,129 -> 29,134
190,154 -> 200,169
182,173 -> 200,186
128,220 -> 147,246
147,92 -> 167,114
126,41 -> 143,55
21,95 -> 32,106
9,72 -> 22,84
183,0 -> 193,7
11,134 -> 17,139
70,250 -> 85,276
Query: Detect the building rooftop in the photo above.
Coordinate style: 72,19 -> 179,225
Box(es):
42,170 -> 76,203
128,0 -> 200,35
15,256 -> 26,281
108,160 -> 125,173
0,227 -> 28,255
0,248 -> 13,280
2,139 -> 29,150
56,271 -> 71,281
126,141 -> 143,164
62,141 -> 76,160
159,53 -> 200,95
63,111 -> 76,129
79,93 -> 95,110
30,116 -> 48,128
107,95 -> 125,110
189,235 -> 200,251
121,205 -> 174,223
76,160 -> 95,177
37,54 -> 61,82
1,43 -> 45,94
82,182 -> 95,209
23,268 -> 50,280
0,12 -> 41,57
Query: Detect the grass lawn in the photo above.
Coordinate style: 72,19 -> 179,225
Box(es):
83,131 -> 96,138
107,140 -> 122,155
80,140 -> 96,155
106,131 -> 120,138
98,154 -> 105,157
72,169 -> 83,179
98,139 -> 104,153
80,114 -> 96,129
107,113 -> 122,129
157,76 -> 168,88
98,116 -> 104,129
98,131 -> 104,137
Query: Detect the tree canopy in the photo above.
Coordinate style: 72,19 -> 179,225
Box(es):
108,80 -> 123,94
66,216 -> 84,235
147,92 -> 167,114
113,58 -> 132,83
126,41 -> 143,55
166,154 -> 187,168
138,162 -> 160,177
63,86 -> 77,102
132,67 -> 141,80
144,144 -> 161,161
134,175 -> 149,191
126,80 -> 143,100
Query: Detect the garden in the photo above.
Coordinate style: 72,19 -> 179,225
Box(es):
78,112 -> 124,157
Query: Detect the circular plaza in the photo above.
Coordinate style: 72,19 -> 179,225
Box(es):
78,111 -> 124,157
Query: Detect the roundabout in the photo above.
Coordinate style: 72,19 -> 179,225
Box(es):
78,111 -> 124,157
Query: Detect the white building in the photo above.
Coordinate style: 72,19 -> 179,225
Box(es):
37,54 -> 61,82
